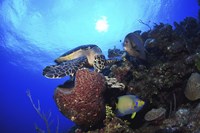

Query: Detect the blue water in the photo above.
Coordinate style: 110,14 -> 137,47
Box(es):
0,0 -> 199,132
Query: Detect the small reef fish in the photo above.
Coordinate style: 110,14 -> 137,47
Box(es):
116,95 -> 145,119
123,32 -> 146,60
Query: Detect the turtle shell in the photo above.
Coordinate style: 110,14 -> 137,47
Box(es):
55,44 -> 99,64
43,44 -> 105,79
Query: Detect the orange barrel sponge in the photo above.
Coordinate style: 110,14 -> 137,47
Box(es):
54,68 -> 106,129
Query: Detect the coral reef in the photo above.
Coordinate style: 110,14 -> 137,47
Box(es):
130,104 -> 200,133
109,61 -> 133,83
69,106 -> 134,133
100,16 -> 200,133
146,103 -> 200,133
54,68 -> 106,129
52,15 -> 200,133
108,46 -> 124,58
102,116 -> 134,133
105,76 -> 125,90
102,105 -> 134,133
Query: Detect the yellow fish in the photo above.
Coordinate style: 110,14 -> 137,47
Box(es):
123,32 -> 146,60
116,95 -> 145,119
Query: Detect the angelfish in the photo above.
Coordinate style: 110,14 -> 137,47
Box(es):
116,95 -> 145,119
123,32 -> 146,60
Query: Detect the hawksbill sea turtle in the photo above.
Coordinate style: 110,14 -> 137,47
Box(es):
43,44 -> 120,79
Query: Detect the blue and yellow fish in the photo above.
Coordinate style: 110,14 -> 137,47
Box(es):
116,95 -> 145,119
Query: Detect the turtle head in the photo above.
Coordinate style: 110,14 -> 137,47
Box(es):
93,54 -> 106,72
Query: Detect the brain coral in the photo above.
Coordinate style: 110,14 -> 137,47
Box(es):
54,68 -> 106,128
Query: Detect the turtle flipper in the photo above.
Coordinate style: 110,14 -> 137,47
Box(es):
93,54 -> 106,72
43,56 -> 88,78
